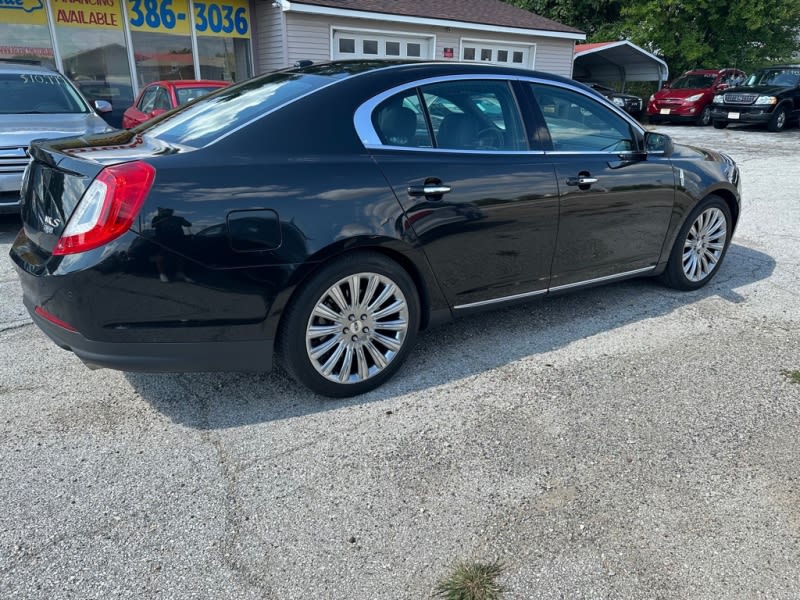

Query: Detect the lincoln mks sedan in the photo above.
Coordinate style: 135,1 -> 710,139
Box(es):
10,61 -> 741,397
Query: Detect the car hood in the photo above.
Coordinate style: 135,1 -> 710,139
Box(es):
721,84 -> 792,96
655,88 -> 711,99
672,142 -> 728,164
0,113 -> 112,147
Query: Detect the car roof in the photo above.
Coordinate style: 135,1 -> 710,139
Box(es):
0,62 -> 61,76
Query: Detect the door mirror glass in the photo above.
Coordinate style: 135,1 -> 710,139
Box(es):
645,131 -> 673,155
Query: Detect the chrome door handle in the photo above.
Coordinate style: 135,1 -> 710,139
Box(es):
407,184 -> 452,197
566,176 -> 598,186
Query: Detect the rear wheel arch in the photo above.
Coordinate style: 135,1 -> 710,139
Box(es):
275,248 -> 424,397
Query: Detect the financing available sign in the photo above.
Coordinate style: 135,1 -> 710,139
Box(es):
52,0 -> 124,29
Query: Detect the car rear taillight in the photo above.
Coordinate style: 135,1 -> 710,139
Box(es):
53,161 -> 155,256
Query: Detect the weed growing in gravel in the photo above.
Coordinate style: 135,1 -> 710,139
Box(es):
434,559 -> 505,600
782,369 -> 800,384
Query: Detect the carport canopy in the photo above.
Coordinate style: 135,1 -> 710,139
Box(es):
573,40 -> 669,90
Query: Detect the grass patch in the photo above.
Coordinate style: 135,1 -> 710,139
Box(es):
434,559 -> 505,600
782,369 -> 800,384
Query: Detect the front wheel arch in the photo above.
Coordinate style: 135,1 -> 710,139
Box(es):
658,194 -> 733,290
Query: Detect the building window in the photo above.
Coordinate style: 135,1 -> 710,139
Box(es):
460,39 -> 536,68
332,29 -> 433,60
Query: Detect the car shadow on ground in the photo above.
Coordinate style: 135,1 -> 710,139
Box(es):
126,242 -> 774,430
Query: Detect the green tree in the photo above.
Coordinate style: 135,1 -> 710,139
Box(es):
508,0 -> 623,39
617,0 -> 800,73
506,0 -> 800,74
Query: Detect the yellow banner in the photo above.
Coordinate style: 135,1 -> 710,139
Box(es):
194,0 -> 251,39
52,0 -> 124,29
126,0 -> 191,35
0,0 -> 48,25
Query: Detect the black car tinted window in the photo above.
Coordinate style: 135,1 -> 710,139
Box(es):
143,71 -> 349,148
423,81 -> 526,151
373,80 -> 527,152
531,83 -> 634,153
0,73 -> 88,115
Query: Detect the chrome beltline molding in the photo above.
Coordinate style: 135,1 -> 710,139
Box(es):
453,266 -> 656,310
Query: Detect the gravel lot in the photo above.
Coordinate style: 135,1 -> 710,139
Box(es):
1,124 -> 799,599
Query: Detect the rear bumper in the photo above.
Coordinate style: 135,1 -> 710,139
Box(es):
25,296 -> 273,373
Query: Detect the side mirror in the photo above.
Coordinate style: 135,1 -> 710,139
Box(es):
94,100 -> 112,113
645,131 -> 674,156
662,82 -> 671,89
149,108 -> 166,117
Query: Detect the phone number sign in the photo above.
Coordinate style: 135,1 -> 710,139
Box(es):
126,0 -> 250,38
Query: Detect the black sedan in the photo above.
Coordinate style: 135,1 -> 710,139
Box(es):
10,61 -> 742,397
578,81 -> 644,118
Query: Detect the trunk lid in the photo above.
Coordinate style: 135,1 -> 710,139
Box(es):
20,131 -> 181,255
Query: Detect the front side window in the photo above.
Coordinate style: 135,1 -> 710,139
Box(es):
531,83 -> 634,153
372,80 -> 528,152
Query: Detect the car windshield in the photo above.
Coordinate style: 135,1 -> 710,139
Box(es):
745,68 -> 800,87
669,74 -> 716,89
144,67 -> 355,148
0,72 -> 89,115
174,86 -> 224,106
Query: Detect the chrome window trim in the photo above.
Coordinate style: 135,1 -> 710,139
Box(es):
453,266 -> 655,310
354,72 -> 647,153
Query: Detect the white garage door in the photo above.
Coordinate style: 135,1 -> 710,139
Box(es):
333,29 -> 434,60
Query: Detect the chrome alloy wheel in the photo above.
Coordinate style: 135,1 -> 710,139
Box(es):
305,272 -> 410,384
682,207 -> 727,282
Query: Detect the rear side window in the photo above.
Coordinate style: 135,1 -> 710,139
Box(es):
143,71 -> 348,148
175,86 -> 222,106
372,79 -> 528,152
0,73 -> 88,115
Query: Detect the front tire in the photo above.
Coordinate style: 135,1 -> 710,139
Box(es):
659,195 -> 732,291
767,105 -> 788,132
279,253 -> 420,397
696,105 -> 712,126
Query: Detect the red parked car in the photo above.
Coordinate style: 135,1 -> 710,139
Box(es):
122,80 -> 228,128
647,69 -> 746,126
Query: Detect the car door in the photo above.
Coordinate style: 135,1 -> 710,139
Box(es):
125,85 -> 157,127
526,82 -> 676,288
364,78 -> 560,310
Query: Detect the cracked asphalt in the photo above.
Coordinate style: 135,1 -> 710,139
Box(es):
1,124 -> 799,599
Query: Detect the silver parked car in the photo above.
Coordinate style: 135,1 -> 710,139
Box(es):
0,62 -> 114,214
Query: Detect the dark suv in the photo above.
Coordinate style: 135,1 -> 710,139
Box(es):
710,65 -> 800,131
579,82 -> 643,119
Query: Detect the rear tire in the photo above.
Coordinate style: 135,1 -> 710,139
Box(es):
767,105 -> 788,132
278,252 -> 420,397
659,195 -> 732,291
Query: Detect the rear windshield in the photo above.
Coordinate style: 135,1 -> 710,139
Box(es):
0,72 -> 89,115
143,70 -> 349,148
175,86 -> 225,106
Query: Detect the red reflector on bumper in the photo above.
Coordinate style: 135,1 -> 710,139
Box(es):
34,306 -> 78,333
